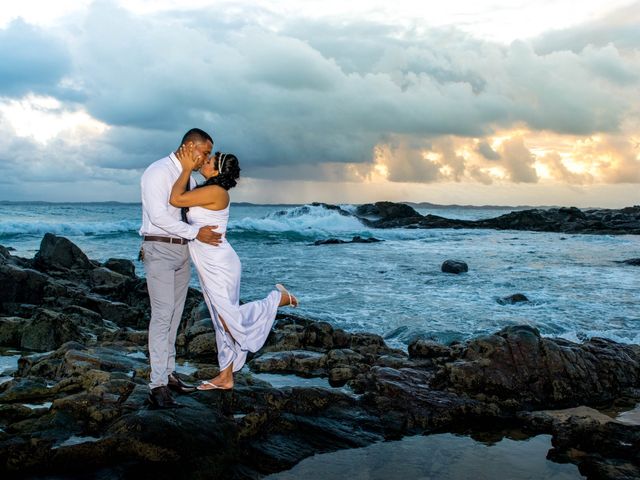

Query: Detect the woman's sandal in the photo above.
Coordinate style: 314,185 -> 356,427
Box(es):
197,380 -> 233,391
276,284 -> 299,308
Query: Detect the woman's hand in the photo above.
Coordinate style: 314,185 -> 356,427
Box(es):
176,143 -> 198,171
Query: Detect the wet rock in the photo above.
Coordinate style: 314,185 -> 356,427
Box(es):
332,328 -> 352,349
441,260 -> 468,274
355,202 -> 423,228
617,258 -> 640,266
34,233 -> 93,271
349,332 -> 394,357
435,325 -> 640,408
520,406 -> 640,480
302,322 -> 334,351
99,328 -> 147,346
352,203 -> 640,235
20,309 -> 87,352
0,262 -> 49,310
0,377 -> 53,403
350,366 -> 498,433
89,267 -> 129,294
184,319 -> 214,341
408,339 -> 453,359
186,333 -> 218,359
250,350 -> 327,376
497,293 -> 530,305
87,297 -> 145,328
103,258 -> 136,277
313,236 -> 382,246
0,317 -> 28,348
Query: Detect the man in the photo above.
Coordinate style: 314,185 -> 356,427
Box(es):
140,128 -> 222,409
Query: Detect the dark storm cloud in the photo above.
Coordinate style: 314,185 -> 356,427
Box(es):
0,19 -> 71,97
0,0 -> 638,191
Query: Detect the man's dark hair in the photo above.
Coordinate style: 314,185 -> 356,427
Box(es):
181,128 -> 213,146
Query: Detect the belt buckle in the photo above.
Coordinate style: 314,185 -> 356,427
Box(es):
170,237 -> 179,244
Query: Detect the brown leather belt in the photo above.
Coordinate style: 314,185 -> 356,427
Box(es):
143,235 -> 189,245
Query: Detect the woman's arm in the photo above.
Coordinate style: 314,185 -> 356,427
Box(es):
169,145 -> 226,208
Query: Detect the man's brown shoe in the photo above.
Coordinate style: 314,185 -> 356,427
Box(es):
168,372 -> 197,394
148,385 -> 183,409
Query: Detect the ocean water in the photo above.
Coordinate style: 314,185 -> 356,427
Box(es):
1,202 -> 638,348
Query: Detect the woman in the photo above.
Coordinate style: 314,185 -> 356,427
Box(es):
170,144 -> 298,390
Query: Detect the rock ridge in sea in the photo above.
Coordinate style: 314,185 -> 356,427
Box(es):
303,201 -> 640,234
0,234 -> 639,478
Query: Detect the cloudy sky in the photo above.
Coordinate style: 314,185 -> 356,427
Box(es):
1,0 -> 639,206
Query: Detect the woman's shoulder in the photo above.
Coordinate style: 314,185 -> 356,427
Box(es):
198,183 -> 230,208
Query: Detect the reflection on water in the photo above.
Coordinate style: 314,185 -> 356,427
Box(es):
266,433 -> 584,480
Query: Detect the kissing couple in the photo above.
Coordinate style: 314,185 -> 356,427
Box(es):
139,128 -> 299,409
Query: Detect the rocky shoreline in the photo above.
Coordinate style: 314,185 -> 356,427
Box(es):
1,234 -> 639,478
313,201 -> 640,235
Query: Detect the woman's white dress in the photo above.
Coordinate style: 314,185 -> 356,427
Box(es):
187,204 -> 281,372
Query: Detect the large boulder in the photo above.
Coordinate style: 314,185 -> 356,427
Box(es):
0,317 -> 28,347
34,233 -> 93,271
0,262 -> 50,310
356,202 -> 421,220
20,309 -> 87,352
441,260 -> 468,274
103,258 -> 136,277
434,325 -> 640,408
497,293 -> 530,305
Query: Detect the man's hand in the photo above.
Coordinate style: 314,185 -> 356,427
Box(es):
196,225 -> 223,246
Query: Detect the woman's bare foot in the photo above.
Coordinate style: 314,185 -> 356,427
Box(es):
197,365 -> 234,390
197,377 -> 234,390
276,284 -> 298,307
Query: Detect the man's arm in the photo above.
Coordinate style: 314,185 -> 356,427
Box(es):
142,169 -> 222,245
142,169 -> 200,239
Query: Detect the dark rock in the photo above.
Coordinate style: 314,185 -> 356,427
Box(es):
0,317 -> 28,348
356,202 -> 421,220
250,350 -> 327,376
87,297 -> 145,328
519,407 -> 640,480
0,246 -> 11,259
408,339 -> 452,359
497,293 -> 530,305
313,238 -> 346,245
0,262 -> 50,311
302,322 -> 334,351
20,309 -> 87,352
332,329 -> 352,349
89,267 -> 129,293
0,377 -> 54,403
34,233 -> 93,271
186,332 -> 218,358
313,236 -> 382,246
434,325 -> 640,408
617,258 -> 640,266
355,202 -> 423,228
103,258 -> 136,277
350,366 -> 498,433
441,260 -> 468,274
352,203 -> 640,235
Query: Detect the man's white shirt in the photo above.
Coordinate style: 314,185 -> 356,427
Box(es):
139,152 -> 199,240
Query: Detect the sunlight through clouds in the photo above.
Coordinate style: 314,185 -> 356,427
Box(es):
0,95 -> 109,144
0,0 -> 638,206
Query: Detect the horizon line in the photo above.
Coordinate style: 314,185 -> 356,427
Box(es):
0,200 -> 635,210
